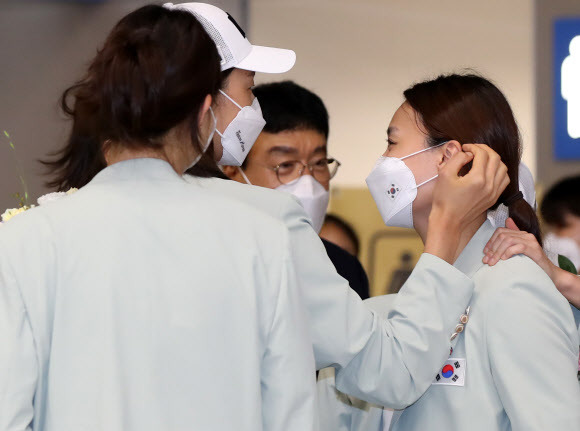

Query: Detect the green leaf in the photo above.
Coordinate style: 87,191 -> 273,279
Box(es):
3,130 -> 9,138
558,254 -> 578,275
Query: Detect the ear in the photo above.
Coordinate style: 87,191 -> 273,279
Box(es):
221,165 -> 244,182
198,94 -> 213,124
438,140 -> 462,168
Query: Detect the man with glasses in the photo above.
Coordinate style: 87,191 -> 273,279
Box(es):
221,80 -> 370,299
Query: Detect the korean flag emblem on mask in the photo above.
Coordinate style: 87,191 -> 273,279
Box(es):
365,142 -> 446,229
387,184 -> 400,199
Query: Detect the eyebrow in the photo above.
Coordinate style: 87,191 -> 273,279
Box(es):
269,146 -> 299,155
268,145 -> 328,155
312,145 -> 327,154
387,126 -> 398,136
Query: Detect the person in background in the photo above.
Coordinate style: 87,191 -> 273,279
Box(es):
2,5 -> 316,430
320,214 -> 361,257
540,175 -> 580,270
222,80 -> 369,299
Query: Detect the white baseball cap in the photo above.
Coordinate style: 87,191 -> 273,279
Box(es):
163,2 -> 296,73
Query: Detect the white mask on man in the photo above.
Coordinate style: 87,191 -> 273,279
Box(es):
238,168 -> 329,233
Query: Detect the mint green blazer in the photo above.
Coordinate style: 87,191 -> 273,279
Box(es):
187,176 -> 477,408
0,159 -> 316,431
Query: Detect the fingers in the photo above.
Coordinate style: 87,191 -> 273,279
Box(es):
484,227 -> 507,254
461,144 -> 488,178
492,159 -> 509,198
484,231 -> 524,266
462,144 -> 509,207
499,244 -> 527,262
484,227 -> 516,254
439,150 -> 473,177
505,217 -> 520,231
483,228 -> 544,267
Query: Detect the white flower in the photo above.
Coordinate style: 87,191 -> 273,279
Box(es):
1,206 -> 34,222
37,192 -> 67,206
37,188 -> 77,206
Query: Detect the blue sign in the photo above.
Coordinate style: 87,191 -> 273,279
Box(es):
553,18 -> 580,160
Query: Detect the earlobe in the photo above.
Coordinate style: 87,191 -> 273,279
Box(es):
221,165 -> 239,181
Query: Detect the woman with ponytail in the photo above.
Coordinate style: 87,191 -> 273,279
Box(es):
363,73 -> 580,430
0,5 -> 315,430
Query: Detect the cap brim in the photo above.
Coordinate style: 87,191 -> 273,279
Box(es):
235,45 -> 296,74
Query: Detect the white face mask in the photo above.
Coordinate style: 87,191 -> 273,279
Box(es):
365,142 -> 445,229
238,167 -> 329,233
186,107 -> 217,171
216,90 -> 266,166
277,175 -> 329,233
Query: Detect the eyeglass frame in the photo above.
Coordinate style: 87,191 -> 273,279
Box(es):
269,157 -> 341,185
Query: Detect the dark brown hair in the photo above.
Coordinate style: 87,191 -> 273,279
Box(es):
403,73 -> 542,245
541,175 -> 580,228
42,4 -> 222,190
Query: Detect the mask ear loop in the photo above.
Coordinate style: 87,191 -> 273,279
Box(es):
216,90 -> 246,138
400,141 -> 448,161
415,174 -> 439,188
190,107 -> 218,169
237,167 -> 253,185
405,141 -> 449,189
219,89 -> 243,110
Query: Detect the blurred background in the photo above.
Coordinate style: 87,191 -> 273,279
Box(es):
1,0 -> 579,295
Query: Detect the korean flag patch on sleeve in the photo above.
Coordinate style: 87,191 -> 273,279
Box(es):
432,358 -> 466,386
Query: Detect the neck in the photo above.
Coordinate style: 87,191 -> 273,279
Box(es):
104,133 -> 194,175
416,210 -> 487,263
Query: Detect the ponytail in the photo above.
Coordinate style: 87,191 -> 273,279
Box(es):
504,191 -> 543,247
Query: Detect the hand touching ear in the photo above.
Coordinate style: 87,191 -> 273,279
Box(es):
425,143 -> 509,263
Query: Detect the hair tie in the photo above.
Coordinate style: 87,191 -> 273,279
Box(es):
503,190 -> 523,206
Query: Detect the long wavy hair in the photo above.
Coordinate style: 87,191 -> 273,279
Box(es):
42,4 -> 222,190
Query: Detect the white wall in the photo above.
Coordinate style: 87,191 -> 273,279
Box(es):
249,0 -> 535,187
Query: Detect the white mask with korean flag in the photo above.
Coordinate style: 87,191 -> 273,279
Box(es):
365,142 -> 445,229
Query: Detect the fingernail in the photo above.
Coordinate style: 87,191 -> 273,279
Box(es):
482,256 -> 488,264
483,247 -> 489,254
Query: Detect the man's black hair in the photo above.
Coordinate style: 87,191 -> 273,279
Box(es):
540,175 -> 580,227
323,213 -> 360,257
252,80 -> 329,138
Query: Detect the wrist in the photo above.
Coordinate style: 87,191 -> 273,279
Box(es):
553,266 -> 576,295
